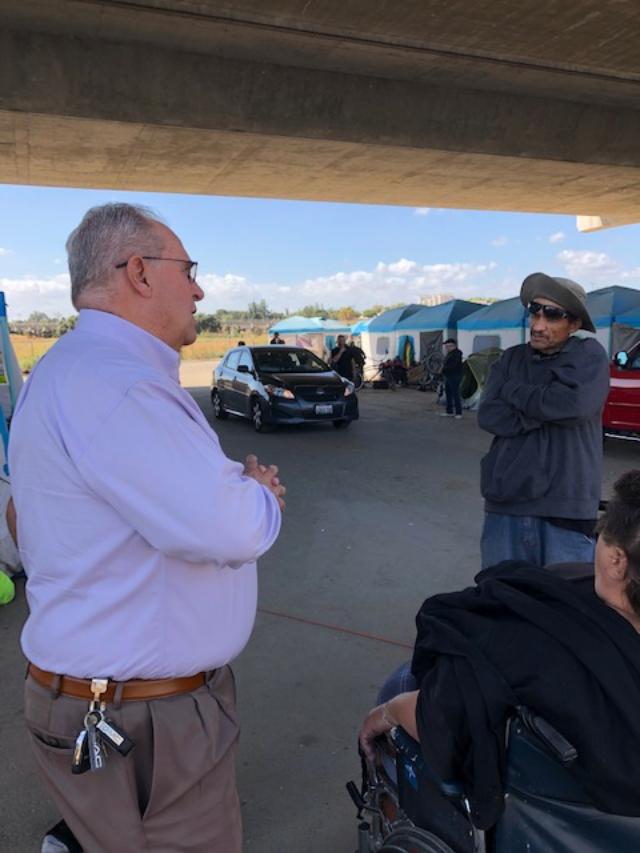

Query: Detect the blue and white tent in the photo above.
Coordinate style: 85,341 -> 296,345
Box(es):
350,319 -> 371,337
267,315 -> 352,357
584,286 -> 640,355
394,300 -> 483,363
457,297 -> 527,357
360,304 -> 423,364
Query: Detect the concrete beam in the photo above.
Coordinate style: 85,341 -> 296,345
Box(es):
1,18 -> 640,214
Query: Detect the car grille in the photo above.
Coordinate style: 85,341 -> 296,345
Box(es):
294,385 -> 343,402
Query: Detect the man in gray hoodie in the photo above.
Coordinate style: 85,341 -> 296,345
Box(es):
478,272 -> 610,568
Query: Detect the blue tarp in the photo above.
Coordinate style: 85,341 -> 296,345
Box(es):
365,304 -> 423,333
395,299 -> 483,330
268,315 -> 352,334
585,286 -> 640,328
458,297 -> 526,331
615,305 -> 640,326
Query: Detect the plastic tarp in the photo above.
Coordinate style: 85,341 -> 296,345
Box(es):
460,347 -> 503,410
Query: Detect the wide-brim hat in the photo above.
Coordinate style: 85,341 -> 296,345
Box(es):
520,272 -> 595,334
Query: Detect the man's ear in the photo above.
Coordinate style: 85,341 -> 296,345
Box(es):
608,544 -> 629,582
570,318 -> 582,334
125,257 -> 153,299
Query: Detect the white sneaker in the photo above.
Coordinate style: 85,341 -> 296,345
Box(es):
438,412 -> 454,417
455,415 -> 462,419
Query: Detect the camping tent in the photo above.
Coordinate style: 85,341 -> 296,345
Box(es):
267,316 -> 352,358
584,286 -> 640,356
394,300 -> 484,365
360,304 -> 423,366
457,297 -> 527,358
611,304 -> 640,356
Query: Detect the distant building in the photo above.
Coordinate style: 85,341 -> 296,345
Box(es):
420,293 -> 455,307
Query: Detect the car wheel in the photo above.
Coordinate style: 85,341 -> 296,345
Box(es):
333,419 -> 351,428
252,398 -> 268,432
211,390 -> 228,419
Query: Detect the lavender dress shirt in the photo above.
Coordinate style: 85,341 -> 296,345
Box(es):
9,309 -> 281,679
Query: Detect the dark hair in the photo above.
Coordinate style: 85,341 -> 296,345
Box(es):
596,470 -> 640,616
443,338 -> 457,345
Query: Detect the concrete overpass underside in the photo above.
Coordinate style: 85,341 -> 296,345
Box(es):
2,1 -> 640,217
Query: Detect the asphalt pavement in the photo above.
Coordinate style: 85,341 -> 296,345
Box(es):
1,381 -> 638,852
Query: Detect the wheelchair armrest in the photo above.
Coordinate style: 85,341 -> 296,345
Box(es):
390,726 -> 465,800
516,706 -> 578,766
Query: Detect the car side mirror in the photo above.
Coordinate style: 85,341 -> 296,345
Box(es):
614,350 -> 629,368
237,364 -> 250,374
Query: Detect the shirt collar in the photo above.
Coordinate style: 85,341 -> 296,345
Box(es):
75,309 -> 180,381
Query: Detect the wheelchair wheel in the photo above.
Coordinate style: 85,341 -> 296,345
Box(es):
379,825 -> 458,853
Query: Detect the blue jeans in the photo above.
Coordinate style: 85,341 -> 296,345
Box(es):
444,376 -> 462,415
481,512 -> 596,569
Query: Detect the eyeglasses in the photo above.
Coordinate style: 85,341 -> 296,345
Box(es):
115,256 -> 198,283
528,301 -> 575,322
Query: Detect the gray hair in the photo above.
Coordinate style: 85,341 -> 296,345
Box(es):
66,203 -> 166,306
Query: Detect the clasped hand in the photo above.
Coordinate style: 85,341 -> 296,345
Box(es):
244,454 -> 286,511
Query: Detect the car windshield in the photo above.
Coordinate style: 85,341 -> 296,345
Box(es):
253,348 -> 330,373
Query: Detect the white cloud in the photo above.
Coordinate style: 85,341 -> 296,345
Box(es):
0,248 -> 11,257
0,257 -> 505,319
414,207 -> 430,216
1,274 -> 74,318
556,249 -> 621,283
491,236 -> 508,247
549,231 -> 565,244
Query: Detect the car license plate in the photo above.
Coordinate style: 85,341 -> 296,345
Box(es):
315,404 -> 333,415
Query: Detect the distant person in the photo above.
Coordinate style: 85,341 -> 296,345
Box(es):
330,334 -> 355,380
237,340 -> 246,346
478,272 -> 609,568
9,203 -> 285,853
349,338 -> 366,370
439,338 -> 464,418
270,332 -> 284,345
391,356 -> 408,386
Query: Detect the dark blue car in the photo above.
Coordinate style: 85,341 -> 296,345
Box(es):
211,345 -> 359,432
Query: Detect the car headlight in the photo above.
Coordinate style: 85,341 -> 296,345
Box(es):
343,381 -> 355,397
265,384 -> 295,399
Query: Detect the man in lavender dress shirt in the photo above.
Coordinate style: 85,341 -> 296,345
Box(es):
9,203 -> 285,852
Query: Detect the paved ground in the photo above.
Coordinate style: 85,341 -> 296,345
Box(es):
1,376 -> 638,852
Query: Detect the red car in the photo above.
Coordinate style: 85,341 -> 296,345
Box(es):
603,343 -> 640,438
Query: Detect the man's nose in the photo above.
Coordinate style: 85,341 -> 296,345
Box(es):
530,314 -> 546,332
193,282 -> 205,301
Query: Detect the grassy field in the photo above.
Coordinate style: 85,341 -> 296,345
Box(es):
11,332 -> 269,372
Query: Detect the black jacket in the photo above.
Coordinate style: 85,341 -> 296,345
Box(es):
442,348 -> 463,378
411,562 -> 640,829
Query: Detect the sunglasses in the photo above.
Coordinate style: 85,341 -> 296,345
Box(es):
528,301 -> 575,322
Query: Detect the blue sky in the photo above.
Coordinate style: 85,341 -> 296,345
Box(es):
0,184 -> 639,319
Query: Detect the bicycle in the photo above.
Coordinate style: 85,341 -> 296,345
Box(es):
418,350 -> 444,392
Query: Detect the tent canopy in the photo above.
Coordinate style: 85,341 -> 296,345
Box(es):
365,304 -> 423,333
458,297 -> 527,330
351,319 -> 371,335
395,299 -> 483,330
268,315 -> 352,334
585,286 -> 640,329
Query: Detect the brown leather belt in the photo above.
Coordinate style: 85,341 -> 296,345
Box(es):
27,663 -> 207,702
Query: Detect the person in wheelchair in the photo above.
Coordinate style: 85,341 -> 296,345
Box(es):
357,470 -> 640,851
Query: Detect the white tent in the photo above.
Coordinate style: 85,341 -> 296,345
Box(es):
268,316 -> 352,359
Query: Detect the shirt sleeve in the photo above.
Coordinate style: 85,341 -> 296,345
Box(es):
73,379 -> 282,567
477,356 -> 543,437
499,342 -> 610,424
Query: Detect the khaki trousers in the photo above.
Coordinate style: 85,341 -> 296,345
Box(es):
25,666 -> 242,853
